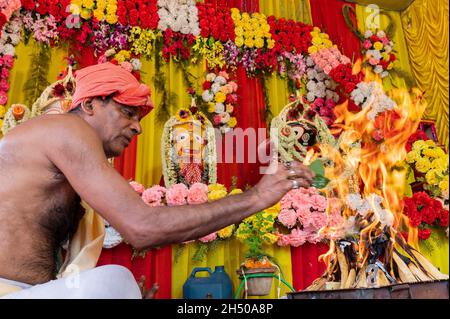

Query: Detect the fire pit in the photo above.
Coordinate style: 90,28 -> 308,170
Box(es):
288,280 -> 449,299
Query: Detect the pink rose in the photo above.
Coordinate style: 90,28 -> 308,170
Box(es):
310,194 -> 327,211
199,232 -> 217,243
276,233 -> 291,246
381,37 -> 389,45
187,183 -> 208,204
129,181 -> 145,195
0,79 -> 10,91
363,40 -> 372,49
166,183 -> 188,206
3,55 -> 14,68
277,209 -> 298,228
1,68 -> 10,79
213,115 -> 222,125
288,228 -> 307,247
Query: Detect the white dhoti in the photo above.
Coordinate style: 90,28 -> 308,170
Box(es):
0,265 -> 142,299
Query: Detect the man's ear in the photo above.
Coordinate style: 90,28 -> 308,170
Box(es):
80,98 -> 95,115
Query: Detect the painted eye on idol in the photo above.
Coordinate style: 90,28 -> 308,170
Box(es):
176,133 -> 189,142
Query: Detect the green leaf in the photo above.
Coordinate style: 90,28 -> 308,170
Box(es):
309,159 -> 325,176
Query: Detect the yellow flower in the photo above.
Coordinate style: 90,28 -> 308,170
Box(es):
431,157 -> 449,171
228,117 -> 237,128
229,188 -> 243,195
235,36 -> 244,47
93,10 -> 105,21
267,39 -> 275,49
70,1 -> 82,14
412,140 -> 428,151
387,63 -> 394,70
208,190 -> 228,201
241,12 -> 250,21
235,26 -> 244,37
312,36 -> 323,46
423,147 -> 445,158
406,150 -> 420,163
308,46 -> 318,54
244,38 -> 255,48
264,203 -> 281,217
82,0 -> 95,9
254,37 -> 265,48
426,169 -> 442,186
207,102 -> 216,113
214,91 -> 226,103
313,27 -> 321,33
415,157 -> 432,173
439,175 -> 449,191
105,14 -> 117,24
373,42 -> 383,50
0,105 -> 6,118
208,183 -> 227,193
263,233 -> 279,245
323,39 -> 333,47
425,140 -> 436,147
218,225 -> 235,239
80,8 -> 92,20
230,8 -> 240,19
262,23 -> 271,33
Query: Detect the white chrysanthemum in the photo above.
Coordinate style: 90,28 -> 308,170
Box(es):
211,83 -> 222,94
306,57 -> 315,67
1,44 -> 15,56
214,76 -> 227,85
214,103 -> 225,113
364,30 -> 373,38
306,92 -> 316,102
306,81 -> 316,91
130,58 -> 142,71
206,73 -> 216,82
376,30 -> 386,38
202,91 -> 214,102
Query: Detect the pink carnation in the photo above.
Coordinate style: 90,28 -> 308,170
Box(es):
166,183 -> 188,206
381,37 -> 389,45
276,233 -> 291,246
187,183 -> 208,204
129,181 -> 145,195
363,39 -> 372,49
142,186 -> 166,206
213,115 -> 222,125
199,232 -> 217,243
288,228 -> 307,247
0,93 -> 7,105
310,194 -> 327,211
277,209 -> 298,228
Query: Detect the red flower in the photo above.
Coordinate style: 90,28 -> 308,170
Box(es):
438,209 -> 449,227
421,207 -> 438,225
21,0 -> 36,11
202,81 -> 212,90
344,82 -> 356,93
389,54 -> 396,62
418,228 -> 432,240
370,35 -> 380,43
0,13 -> 6,31
406,130 -> 429,152
129,8 -> 139,26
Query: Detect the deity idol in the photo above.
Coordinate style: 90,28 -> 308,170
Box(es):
162,100 -> 217,187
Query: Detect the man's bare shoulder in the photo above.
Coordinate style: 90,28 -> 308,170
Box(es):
4,114 -> 101,147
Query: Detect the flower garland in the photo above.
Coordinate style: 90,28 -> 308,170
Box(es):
362,29 -> 396,78
201,70 -> 238,134
197,2 -> 234,42
91,20 -> 130,56
117,0 -> 158,28
128,26 -> 160,59
0,13 -> 22,109
230,9 -> 273,50
0,0 -> 21,30
267,16 -> 313,54
161,28 -> 196,62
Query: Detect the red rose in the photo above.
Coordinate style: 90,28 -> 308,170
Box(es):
421,207 -> 437,225
390,54 -> 396,62
418,228 -> 432,240
125,0 -> 136,10
129,9 -> 139,26
370,35 -> 380,42
344,82 -> 356,93
203,81 -> 212,90
438,209 -> 449,227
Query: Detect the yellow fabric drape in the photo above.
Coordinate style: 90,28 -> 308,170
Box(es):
401,0 -> 449,149
356,5 -> 414,90
134,56 -> 294,298
259,0 -> 312,24
6,39 -> 68,109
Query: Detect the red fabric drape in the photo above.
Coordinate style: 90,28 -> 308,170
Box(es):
309,0 -> 362,60
70,46 -> 172,298
291,243 -> 328,290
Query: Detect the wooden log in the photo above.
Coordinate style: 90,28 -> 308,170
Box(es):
337,248 -> 349,289
393,252 -> 418,283
344,269 -> 356,289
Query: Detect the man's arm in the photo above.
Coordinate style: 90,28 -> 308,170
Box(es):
46,116 -> 313,249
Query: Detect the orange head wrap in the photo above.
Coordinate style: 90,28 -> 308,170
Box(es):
70,62 -> 153,118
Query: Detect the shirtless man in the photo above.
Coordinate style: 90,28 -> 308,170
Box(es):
0,62 -> 313,298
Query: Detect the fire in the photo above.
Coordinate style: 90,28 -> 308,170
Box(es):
305,67 -> 448,291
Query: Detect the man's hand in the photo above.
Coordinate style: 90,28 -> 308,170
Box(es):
251,160 -> 315,211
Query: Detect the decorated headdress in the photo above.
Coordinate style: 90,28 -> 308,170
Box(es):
271,96 -> 336,162
162,98 -> 217,187
31,65 -> 76,117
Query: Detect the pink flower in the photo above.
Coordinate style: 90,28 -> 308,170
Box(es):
187,183 -> 208,204
363,39 -> 372,49
98,55 -> 108,64
218,71 -> 229,80
120,61 -> 133,72
288,228 -> 307,247
276,233 -> 291,246
381,37 -> 389,45
213,115 -> 222,125
0,80 -> 10,92
310,194 -> 327,211
1,68 -> 10,79
142,186 -> 166,206
277,209 -> 298,228
129,181 -> 145,195
323,65 -> 332,74
199,232 -> 217,243
2,55 -> 14,68
368,57 -> 379,66
0,93 -> 7,105
166,183 -> 188,206
228,81 -> 238,92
